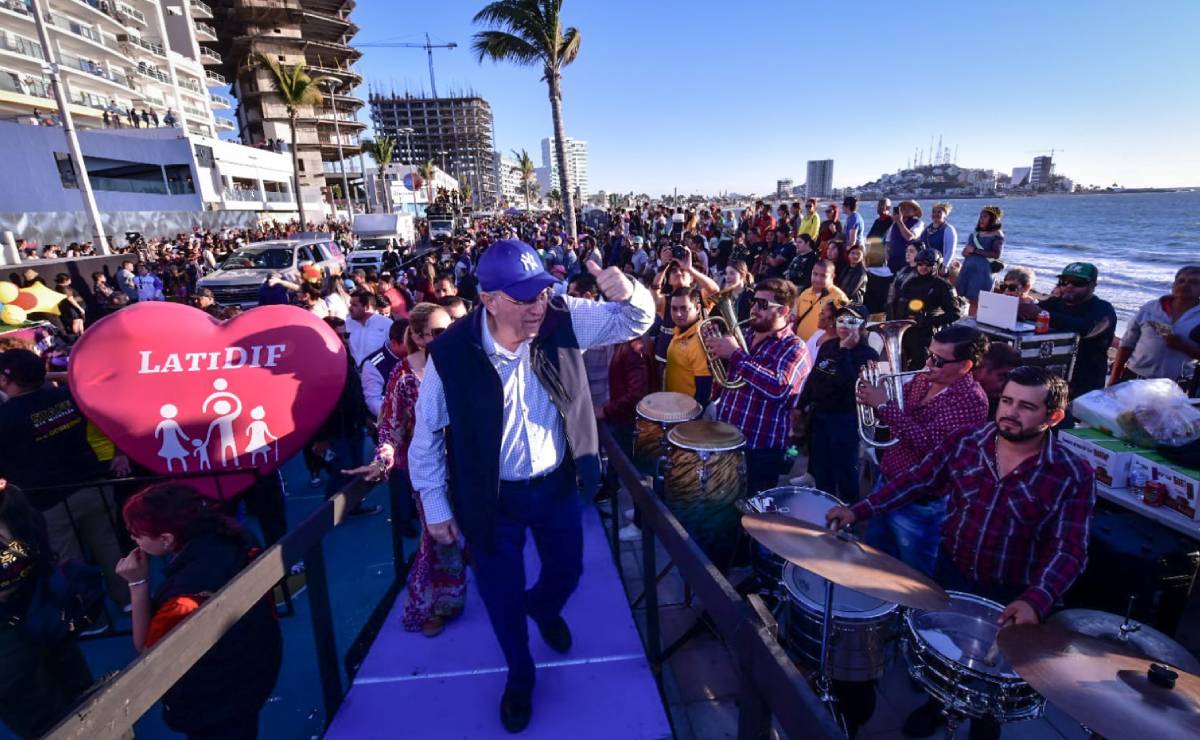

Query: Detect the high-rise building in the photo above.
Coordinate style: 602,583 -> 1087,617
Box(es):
492,150 -> 525,206
541,136 -> 588,202
207,0 -> 365,203
1031,155 -> 1054,190
805,160 -> 834,198
0,0 -> 224,138
1010,167 -> 1032,188
369,91 -> 497,207
776,178 -> 793,200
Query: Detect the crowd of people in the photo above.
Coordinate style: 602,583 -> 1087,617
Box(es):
1,199 -> 1199,738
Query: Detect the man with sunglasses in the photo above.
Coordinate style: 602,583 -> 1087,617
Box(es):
854,325 -> 989,577
406,239 -> 654,732
704,278 -> 812,495
897,248 -> 963,371
1018,262 -> 1116,398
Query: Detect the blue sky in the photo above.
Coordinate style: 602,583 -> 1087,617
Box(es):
348,1 -> 1199,195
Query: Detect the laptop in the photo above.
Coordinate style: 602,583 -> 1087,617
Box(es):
976,290 -> 1036,332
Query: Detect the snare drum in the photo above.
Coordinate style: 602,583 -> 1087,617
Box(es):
741,486 -> 844,586
903,592 -> 1045,722
634,392 -> 702,473
781,563 -> 900,681
663,420 -> 746,565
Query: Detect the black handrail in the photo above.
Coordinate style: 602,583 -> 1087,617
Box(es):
44,475 -> 379,740
598,422 -> 842,739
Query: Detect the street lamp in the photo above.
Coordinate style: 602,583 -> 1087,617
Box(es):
397,126 -> 416,215
323,78 -> 353,221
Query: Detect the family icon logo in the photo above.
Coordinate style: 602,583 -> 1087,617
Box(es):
69,302 -> 347,499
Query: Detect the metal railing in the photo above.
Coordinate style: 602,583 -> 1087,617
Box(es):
134,64 -> 168,84
209,91 -> 230,107
116,2 -> 145,26
205,69 -> 226,85
224,186 -> 262,201
597,423 -> 843,739
189,0 -> 212,16
264,190 -> 294,203
199,46 -> 221,63
0,32 -> 46,60
45,475 -> 397,739
194,21 -> 216,38
119,33 -> 164,56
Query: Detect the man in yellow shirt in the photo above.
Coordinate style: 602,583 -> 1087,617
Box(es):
794,260 -> 848,341
664,287 -> 713,404
796,198 -> 821,241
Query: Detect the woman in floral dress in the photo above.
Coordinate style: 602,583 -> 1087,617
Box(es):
374,302 -> 464,636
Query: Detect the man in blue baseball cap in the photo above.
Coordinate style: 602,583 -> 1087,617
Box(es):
374,238 -> 655,732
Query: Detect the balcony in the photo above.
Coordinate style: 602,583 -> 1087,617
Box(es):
215,116 -> 235,131
194,21 -> 217,42
116,2 -> 146,28
0,33 -> 45,61
209,91 -> 231,108
0,72 -> 50,99
224,186 -> 261,202
199,46 -> 222,65
324,160 -> 362,174
205,69 -> 226,86
135,65 -> 169,84
190,0 -> 213,18
264,190 -> 294,203
118,34 -> 165,57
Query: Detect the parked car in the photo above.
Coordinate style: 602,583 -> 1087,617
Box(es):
197,234 -> 345,307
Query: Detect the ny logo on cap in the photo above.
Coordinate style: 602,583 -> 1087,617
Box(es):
520,252 -> 540,273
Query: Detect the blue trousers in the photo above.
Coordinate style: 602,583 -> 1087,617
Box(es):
471,464 -> 583,692
864,476 -> 946,578
808,411 -> 862,503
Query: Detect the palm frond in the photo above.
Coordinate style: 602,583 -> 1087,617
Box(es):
471,30 -> 543,66
558,26 -> 581,67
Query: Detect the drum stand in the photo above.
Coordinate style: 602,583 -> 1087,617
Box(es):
815,580 -> 850,737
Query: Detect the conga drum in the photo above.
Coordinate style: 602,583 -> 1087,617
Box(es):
663,420 -> 747,566
633,392 -> 702,473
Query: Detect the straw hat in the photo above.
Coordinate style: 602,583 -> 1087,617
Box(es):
898,200 -> 923,218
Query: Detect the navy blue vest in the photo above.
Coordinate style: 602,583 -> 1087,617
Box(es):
427,299 -> 600,550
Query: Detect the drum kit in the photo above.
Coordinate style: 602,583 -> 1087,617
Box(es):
739,486 -> 1200,739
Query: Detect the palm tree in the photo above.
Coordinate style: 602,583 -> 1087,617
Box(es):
548,188 -> 561,209
473,0 -> 581,241
362,136 -> 396,213
459,182 -> 473,207
251,55 -> 332,230
512,147 -> 534,211
416,160 -> 437,209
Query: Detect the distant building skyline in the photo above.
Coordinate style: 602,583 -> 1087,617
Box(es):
1031,155 -> 1054,189
806,160 -> 834,199
540,136 -> 589,201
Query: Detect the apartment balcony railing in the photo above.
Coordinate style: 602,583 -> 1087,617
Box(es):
264,190 -> 294,203
209,92 -> 230,107
194,21 -> 217,40
116,2 -> 145,26
224,186 -> 262,202
118,34 -> 165,57
215,117 -> 235,130
190,0 -> 213,18
205,69 -> 226,85
0,33 -> 46,61
199,46 -> 221,64
134,64 -> 169,84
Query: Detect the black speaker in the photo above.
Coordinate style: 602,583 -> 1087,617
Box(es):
1064,503 -> 1200,636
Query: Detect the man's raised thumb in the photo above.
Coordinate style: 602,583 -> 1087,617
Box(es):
585,259 -> 602,276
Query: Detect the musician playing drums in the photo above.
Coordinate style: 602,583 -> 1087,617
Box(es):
702,278 -> 812,494
828,366 -> 1095,739
855,325 -> 989,577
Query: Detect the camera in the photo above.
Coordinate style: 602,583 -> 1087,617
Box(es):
671,244 -> 686,260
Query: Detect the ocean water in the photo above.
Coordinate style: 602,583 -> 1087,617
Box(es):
902,191 -> 1200,321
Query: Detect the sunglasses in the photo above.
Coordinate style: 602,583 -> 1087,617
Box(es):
1000,283 -> 1021,293
1058,277 -> 1090,288
750,297 -> 785,311
835,316 -> 864,329
423,327 -> 446,339
927,353 -> 964,368
916,260 -> 936,267
497,287 -> 552,306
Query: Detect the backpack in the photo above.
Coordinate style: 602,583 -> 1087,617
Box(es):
7,560 -> 106,643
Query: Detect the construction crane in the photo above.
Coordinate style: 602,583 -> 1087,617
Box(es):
359,33 -> 457,98
1027,148 -> 1065,158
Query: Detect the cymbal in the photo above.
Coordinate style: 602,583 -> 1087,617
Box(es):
740,512 -> 949,611
1049,609 -> 1200,675
998,624 -> 1200,740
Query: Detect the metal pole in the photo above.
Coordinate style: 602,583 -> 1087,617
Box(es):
305,538 -> 343,725
327,81 -> 352,221
642,514 -> 660,672
29,0 -> 110,254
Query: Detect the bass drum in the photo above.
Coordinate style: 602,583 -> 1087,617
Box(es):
781,563 -> 900,682
663,420 -> 746,567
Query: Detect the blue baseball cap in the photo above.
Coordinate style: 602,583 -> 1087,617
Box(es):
476,239 -> 557,301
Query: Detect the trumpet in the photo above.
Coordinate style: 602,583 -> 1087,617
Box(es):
698,295 -> 751,389
856,320 -> 929,448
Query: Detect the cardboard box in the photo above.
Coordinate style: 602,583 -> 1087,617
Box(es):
1059,427 -> 1151,489
1132,453 -> 1200,521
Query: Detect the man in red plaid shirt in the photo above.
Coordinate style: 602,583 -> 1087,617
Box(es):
704,277 -> 812,493
829,365 -> 1094,739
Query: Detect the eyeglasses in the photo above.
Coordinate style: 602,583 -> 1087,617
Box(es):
926,353 -> 964,368
750,297 -> 785,311
1058,277 -> 1090,288
1000,283 -> 1021,293
496,287 -> 552,306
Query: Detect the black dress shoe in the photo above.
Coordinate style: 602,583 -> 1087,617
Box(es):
535,615 -> 572,654
500,687 -> 532,733
901,698 -> 946,738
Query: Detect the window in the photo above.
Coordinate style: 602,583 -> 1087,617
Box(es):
54,152 -> 78,189
222,248 -> 293,270
297,246 -> 315,264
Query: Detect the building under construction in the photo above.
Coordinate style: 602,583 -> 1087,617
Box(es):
206,0 -> 366,203
368,90 -> 497,207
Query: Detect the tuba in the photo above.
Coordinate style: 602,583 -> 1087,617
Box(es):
856,319 -> 930,448
698,294 -> 751,389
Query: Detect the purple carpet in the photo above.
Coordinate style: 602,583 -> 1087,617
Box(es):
327,507 -> 672,739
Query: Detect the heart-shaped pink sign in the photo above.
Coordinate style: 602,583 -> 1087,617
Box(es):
68,302 -> 347,499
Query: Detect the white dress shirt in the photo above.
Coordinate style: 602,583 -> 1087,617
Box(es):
346,312 -> 392,367
408,281 -> 655,524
